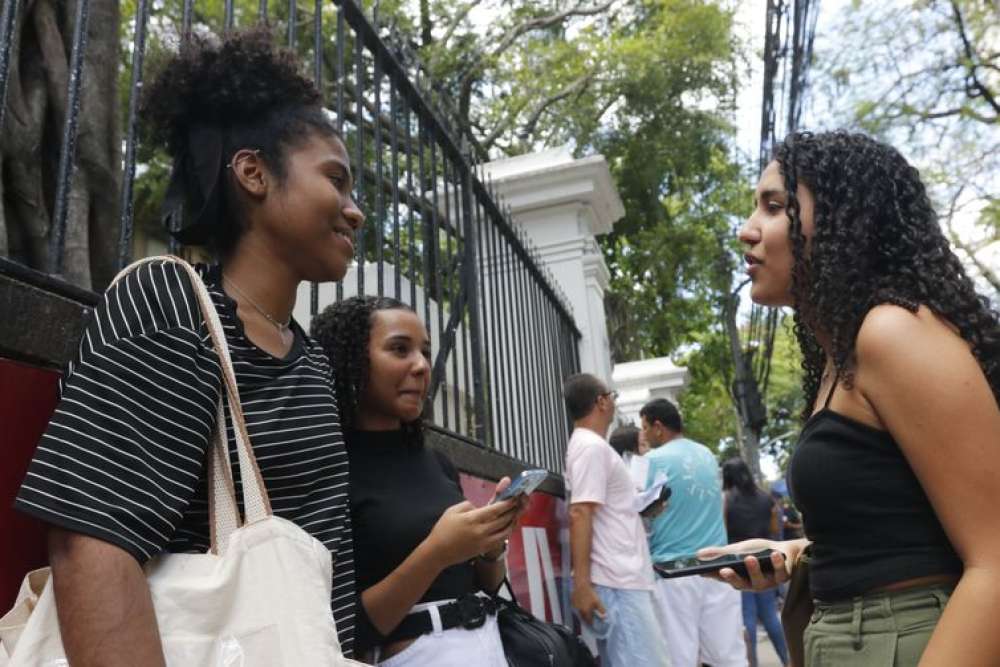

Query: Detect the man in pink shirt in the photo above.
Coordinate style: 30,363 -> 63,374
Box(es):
563,373 -> 671,666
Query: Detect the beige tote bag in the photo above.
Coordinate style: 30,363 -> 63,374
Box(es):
0,257 -> 367,667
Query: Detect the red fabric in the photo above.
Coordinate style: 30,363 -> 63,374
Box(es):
0,358 -> 59,610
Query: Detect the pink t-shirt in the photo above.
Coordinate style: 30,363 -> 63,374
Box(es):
565,427 -> 654,591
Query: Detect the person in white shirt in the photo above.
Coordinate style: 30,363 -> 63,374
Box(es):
563,374 -> 671,667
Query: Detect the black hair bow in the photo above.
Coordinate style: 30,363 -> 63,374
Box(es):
161,124 -> 226,245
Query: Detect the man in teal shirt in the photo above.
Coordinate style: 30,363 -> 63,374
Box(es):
640,398 -> 747,667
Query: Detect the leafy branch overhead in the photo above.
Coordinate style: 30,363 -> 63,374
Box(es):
816,0 -> 999,298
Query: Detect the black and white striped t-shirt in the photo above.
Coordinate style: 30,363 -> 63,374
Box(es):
17,260 -> 357,655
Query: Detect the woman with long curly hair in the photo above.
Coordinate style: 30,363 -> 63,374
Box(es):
701,131 -> 1000,665
312,296 -> 527,665
14,29 -> 366,663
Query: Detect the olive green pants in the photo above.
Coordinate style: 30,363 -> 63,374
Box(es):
803,584 -> 953,666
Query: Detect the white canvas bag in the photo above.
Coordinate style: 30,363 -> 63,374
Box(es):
0,257 -> 366,666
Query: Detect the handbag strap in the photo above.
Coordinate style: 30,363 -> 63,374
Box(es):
499,576 -> 520,607
110,256 -> 273,554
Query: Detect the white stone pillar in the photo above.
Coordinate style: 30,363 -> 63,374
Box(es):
612,357 -> 690,427
484,146 -> 624,385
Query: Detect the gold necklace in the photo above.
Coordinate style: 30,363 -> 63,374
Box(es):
223,276 -> 292,333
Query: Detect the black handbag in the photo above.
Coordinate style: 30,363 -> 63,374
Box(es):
495,578 -> 596,667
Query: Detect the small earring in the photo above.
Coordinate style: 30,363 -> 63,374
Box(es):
226,149 -> 262,170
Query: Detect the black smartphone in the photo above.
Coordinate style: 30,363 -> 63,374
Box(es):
653,548 -> 783,579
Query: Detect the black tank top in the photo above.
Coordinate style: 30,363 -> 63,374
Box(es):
788,384 -> 962,601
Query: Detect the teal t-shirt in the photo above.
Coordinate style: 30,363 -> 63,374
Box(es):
645,437 -> 727,562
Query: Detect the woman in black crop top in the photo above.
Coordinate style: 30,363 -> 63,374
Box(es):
699,132 -> 1000,665
312,296 -> 527,665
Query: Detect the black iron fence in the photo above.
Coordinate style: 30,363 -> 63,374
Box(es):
0,0 -> 581,472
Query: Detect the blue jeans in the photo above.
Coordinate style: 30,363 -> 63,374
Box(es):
742,589 -> 789,666
587,584 -> 670,667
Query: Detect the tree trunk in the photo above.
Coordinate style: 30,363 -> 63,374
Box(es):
0,0 -> 120,290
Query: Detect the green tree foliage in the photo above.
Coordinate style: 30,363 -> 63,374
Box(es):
389,0 -> 752,360
680,312 -> 804,464
814,0 -> 999,296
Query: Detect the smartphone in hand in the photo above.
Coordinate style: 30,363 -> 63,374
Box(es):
653,549 -> 784,579
493,469 -> 548,503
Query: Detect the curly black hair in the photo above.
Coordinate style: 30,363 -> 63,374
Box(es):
142,27 -> 339,257
311,296 -> 425,446
774,131 -> 1000,419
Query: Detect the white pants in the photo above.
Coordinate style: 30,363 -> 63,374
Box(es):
656,576 -> 747,667
374,600 -> 507,667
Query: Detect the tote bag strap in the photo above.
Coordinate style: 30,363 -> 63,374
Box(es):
110,256 -> 272,554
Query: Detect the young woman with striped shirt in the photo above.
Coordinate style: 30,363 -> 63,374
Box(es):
16,29 -> 365,665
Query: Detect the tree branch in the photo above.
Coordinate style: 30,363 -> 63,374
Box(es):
516,71 -> 595,140
943,185 -> 1000,296
458,0 -> 615,89
438,0 -> 483,48
949,0 -> 1000,118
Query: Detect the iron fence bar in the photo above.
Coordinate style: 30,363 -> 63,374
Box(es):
547,299 -> 564,469
442,158 -> 460,428
389,79 -> 401,300
506,224 -> 525,462
310,0 -> 323,317
0,0 -> 22,133
554,303 -> 570,468
182,0 -> 193,38
459,164 -> 484,441
116,0 -> 152,269
513,225 -> 531,463
429,137 -> 447,429
533,253 -> 548,467
520,232 -> 539,466
418,120 -> 434,421
224,0 -> 235,31
47,0 -> 91,275
542,292 -> 560,470
334,6 -> 345,302
541,300 -> 556,470
532,283 -> 551,469
171,0 -> 197,256
427,274 -> 469,407
472,167 -> 493,447
485,187 -> 508,450
259,0 -> 268,22
500,203 -> 519,460
373,44 -> 384,297
354,27 -> 365,296
405,105 -> 417,309
287,0 -> 297,48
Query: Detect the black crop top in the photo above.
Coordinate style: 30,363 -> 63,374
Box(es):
789,393 -> 962,601
346,429 -> 478,653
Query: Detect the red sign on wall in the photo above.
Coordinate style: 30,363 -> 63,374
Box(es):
0,358 -> 60,610
459,473 -> 572,627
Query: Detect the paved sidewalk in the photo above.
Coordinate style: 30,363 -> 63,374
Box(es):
755,626 -> 786,667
